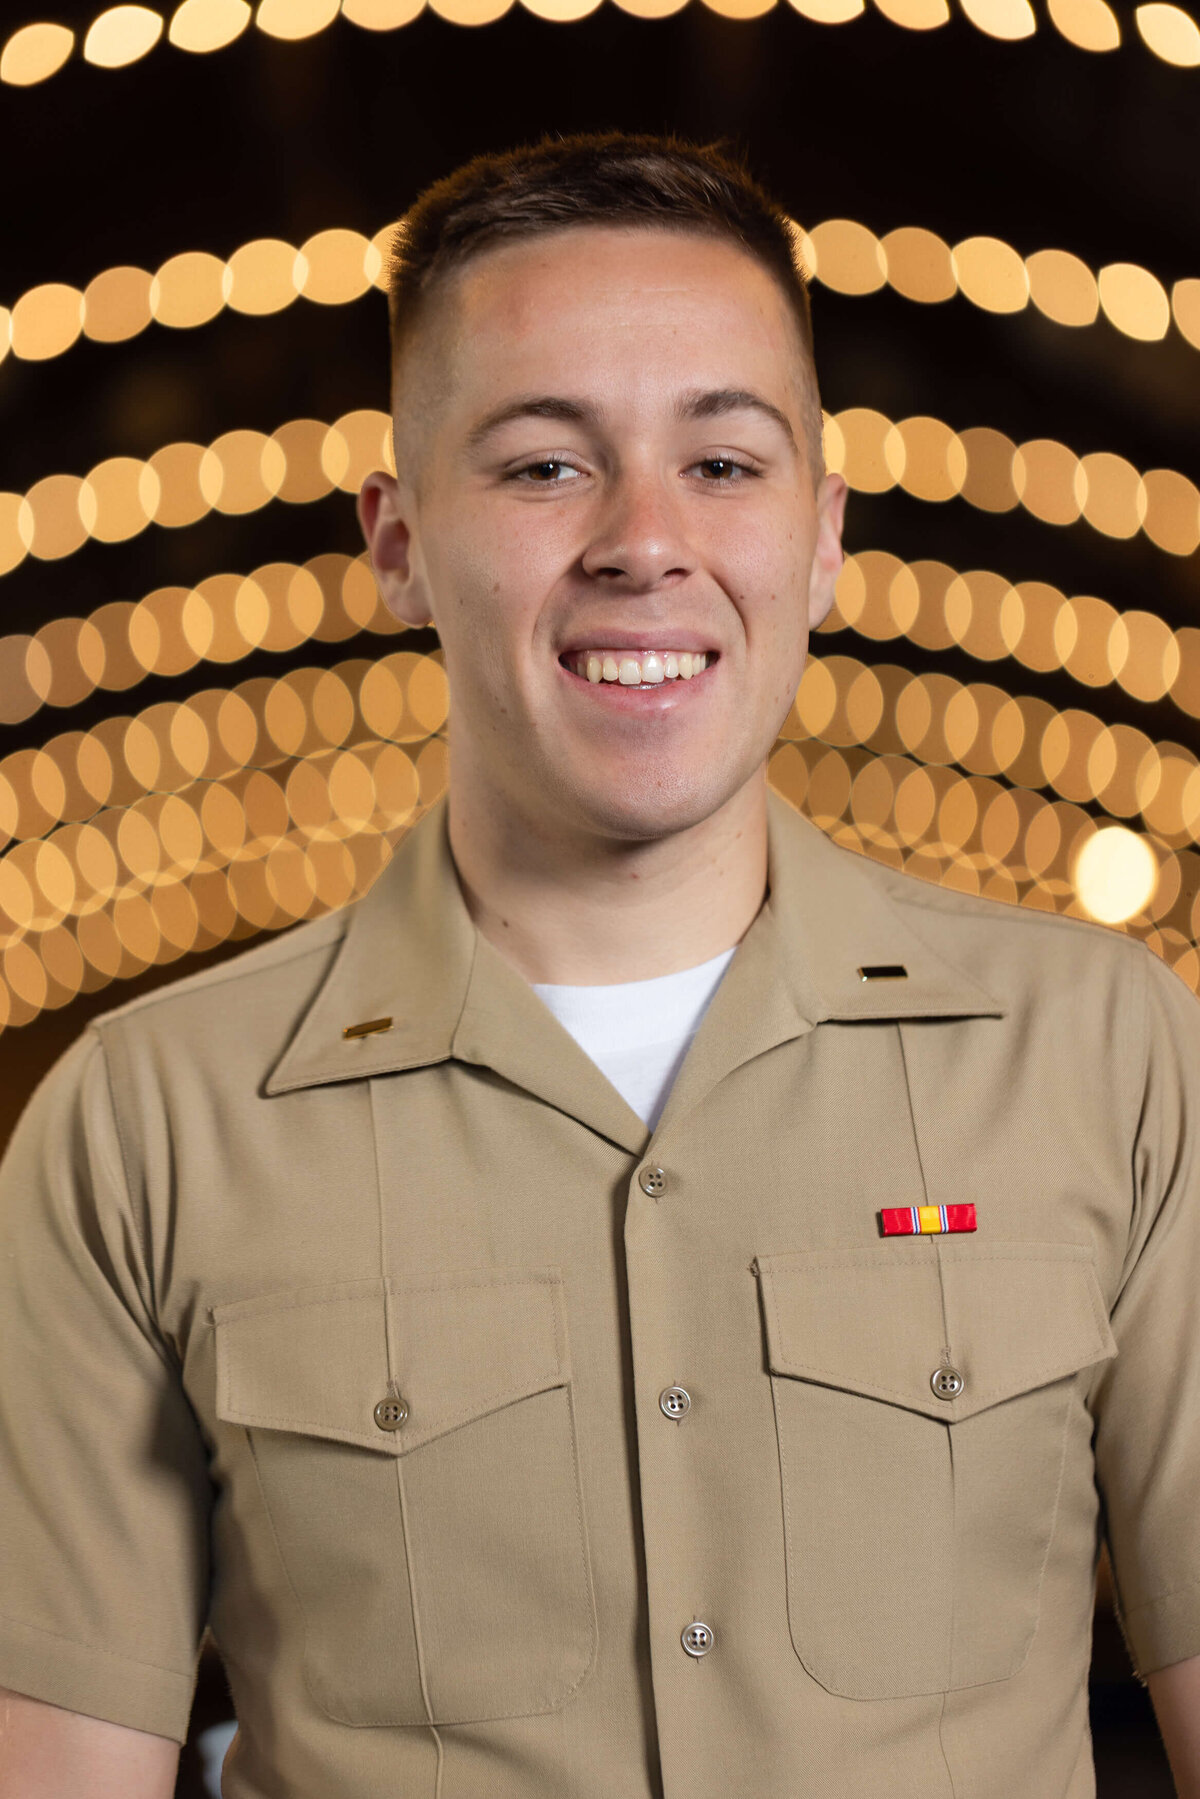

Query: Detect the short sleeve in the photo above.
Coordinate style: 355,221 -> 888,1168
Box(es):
1091,945 -> 1200,1681
0,1026 -> 210,1741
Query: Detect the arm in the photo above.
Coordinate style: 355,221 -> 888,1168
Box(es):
0,1688 -> 179,1799
1148,1653 -> 1200,1799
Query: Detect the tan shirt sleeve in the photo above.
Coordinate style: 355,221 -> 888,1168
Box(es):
1091,944 -> 1200,1680
0,1026 -> 210,1741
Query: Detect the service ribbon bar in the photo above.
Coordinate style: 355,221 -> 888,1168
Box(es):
880,1204 -> 977,1236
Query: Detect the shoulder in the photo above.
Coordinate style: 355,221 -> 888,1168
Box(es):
87,905 -> 351,1084
850,838 -> 1173,1018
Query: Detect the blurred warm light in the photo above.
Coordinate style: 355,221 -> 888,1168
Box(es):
256,0 -> 341,37
0,553 -> 399,730
5,213 -> 1195,381
83,5 -> 164,65
10,285 -> 85,361
951,237 -> 1030,313
1047,0 -> 1119,47
1097,262 -> 1171,340
1075,451 -> 1147,538
879,228 -> 956,303
786,0 -> 865,17
168,0 -> 252,48
1012,438 -> 1082,524
1173,280 -> 1200,350
340,0 -> 425,21
1135,0 -> 1200,62
295,229 -> 375,305
226,239 -> 301,314
807,220 -> 887,294
872,0 -> 949,28
0,22 -> 75,84
1025,249 -> 1100,326
83,266 -> 154,342
958,0 -> 1035,36
1074,827 -> 1158,923
149,251 -> 228,328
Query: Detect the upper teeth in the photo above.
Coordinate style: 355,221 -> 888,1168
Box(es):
569,650 -> 709,685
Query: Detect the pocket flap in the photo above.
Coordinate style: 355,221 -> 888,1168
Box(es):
755,1240 -> 1116,1422
212,1268 -> 569,1454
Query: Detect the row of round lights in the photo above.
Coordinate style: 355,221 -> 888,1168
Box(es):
3,532 -> 1196,751
769,739 -> 1197,965
824,408 -> 1200,550
2,639 -> 1197,898
3,707 -> 1194,1036
0,410 -> 393,578
0,736 -> 450,1032
821,551 -> 1200,714
4,216 -> 1199,372
0,647 -> 450,851
1,228 -> 390,366
2,0 -> 1198,88
783,652 -> 1200,841
0,552 -> 400,730
1,402 -> 1195,589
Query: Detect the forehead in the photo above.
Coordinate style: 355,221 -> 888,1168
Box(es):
430,226 -> 806,408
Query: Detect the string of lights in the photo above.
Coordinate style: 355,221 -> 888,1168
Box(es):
2,0 -> 1198,94
4,215 -> 1198,375
2,540 -> 1197,741
3,403 -> 1196,584
4,640 -> 1197,1021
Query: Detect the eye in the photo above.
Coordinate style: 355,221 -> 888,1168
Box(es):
689,457 -> 757,482
510,459 -> 583,483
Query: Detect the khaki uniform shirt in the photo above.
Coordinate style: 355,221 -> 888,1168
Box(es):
1,789 -> 1199,1799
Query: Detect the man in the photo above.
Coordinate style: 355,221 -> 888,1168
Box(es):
1,133 -> 1198,1799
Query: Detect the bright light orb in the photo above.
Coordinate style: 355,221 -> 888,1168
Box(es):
1074,826 -> 1157,924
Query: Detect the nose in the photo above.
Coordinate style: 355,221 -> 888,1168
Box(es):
580,470 -> 695,591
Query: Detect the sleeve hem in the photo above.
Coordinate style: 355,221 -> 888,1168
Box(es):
1119,1584 -> 1200,1682
0,1612 -> 197,1743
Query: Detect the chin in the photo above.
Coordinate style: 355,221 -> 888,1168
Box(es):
563,766 -> 753,844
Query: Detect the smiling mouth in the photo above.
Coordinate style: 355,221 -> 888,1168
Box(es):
559,649 -> 714,687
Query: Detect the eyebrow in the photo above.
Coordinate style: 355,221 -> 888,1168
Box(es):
679,387 -> 797,451
463,387 -> 798,454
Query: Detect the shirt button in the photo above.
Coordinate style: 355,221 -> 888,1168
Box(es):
638,1164 -> 667,1197
659,1385 -> 692,1420
373,1396 -> 409,1430
681,1620 -> 715,1658
930,1365 -> 964,1400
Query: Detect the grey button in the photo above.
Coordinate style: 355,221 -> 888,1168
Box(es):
638,1164 -> 667,1197
659,1385 -> 692,1420
930,1364 -> 964,1400
374,1396 -> 409,1430
681,1620 -> 715,1658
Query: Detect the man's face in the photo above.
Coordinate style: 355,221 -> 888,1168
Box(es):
360,225 -> 847,846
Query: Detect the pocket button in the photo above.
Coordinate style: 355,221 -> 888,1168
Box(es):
930,1364 -> 964,1400
373,1396 -> 409,1430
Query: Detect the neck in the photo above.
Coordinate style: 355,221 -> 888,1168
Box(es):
446,768 -> 769,986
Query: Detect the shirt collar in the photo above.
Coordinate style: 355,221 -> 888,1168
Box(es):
266,788 -> 1003,1142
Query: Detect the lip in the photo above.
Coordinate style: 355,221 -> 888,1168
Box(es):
557,632 -> 719,656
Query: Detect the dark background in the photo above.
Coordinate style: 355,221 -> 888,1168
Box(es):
2,0 -> 1196,1789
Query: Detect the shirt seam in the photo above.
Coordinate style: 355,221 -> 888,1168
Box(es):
0,1607 -> 195,1680
1121,1575 -> 1200,1619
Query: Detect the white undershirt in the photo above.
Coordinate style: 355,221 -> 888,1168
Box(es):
531,947 -> 737,1131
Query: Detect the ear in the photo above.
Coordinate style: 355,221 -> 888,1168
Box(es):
806,472 -> 849,631
357,470 -> 435,629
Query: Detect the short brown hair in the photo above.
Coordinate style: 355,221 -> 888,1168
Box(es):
385,131 -> 824,476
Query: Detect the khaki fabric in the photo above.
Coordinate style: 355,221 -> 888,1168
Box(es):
1,788 -> 1199,1798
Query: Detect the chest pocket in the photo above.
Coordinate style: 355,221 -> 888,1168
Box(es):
212,1269 -> 597,1726
754,1240 -> 1117,1701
